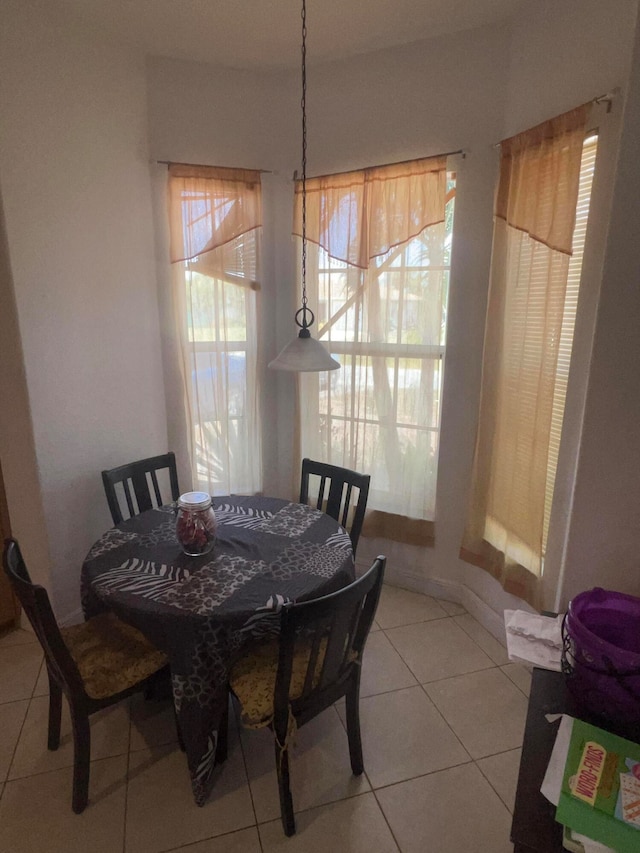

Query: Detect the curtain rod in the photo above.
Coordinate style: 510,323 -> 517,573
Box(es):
492,89 -> 620,149
156,160 -> 273,173
593,88 -> 620,111
294,148 -> 466,181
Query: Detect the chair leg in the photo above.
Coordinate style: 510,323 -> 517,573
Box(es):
215,697 -> 229,764
70,710 -> 91,814
345,679 -> 364,776
275,740 -> 296,836
47,672 -> 63,751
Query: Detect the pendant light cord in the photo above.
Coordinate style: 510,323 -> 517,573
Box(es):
293,0 -> 314,337
300,0 -> 308,319
267,0 -> 340,369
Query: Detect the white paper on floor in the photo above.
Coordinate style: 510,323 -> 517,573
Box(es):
503,609 -> 563,671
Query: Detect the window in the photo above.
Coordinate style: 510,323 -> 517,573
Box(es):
543,133 -> 598,548
298,158 -> 454,533
168,166 -> 262,496
483,133 -> 598,571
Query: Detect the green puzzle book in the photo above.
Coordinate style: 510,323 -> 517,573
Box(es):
556,717 -> 640,852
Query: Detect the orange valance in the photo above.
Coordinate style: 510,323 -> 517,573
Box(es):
495,105 -> 589,254
293,156 -> 447,268
168,164 -> 262,264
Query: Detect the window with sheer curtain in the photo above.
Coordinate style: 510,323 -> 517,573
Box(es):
296,157 -> 455,544
167,164 -> 262,496
461,107 -> 597,607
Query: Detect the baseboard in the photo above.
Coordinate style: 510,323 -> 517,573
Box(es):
380,564 -> 506,647
58,607 -> 84,627
376,560 -> 461,601
459,586 -> 507,645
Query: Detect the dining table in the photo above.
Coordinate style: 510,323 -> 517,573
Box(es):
81,495 -> 355,805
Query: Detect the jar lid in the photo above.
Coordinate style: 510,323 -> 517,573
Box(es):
177,491 -> 212,511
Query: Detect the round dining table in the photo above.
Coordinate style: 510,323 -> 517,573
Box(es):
81,495 -> 354,805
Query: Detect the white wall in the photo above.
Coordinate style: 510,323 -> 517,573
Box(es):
147,58 -> 296,174
0,1 -> 168,618
505,0 -> 637,137
560,11 -> 640,605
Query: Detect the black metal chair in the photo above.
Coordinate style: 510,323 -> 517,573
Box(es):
2,538 -> 168,813
101,451 -> 180,525
230,555 -> 386,836
299,458 -> 370,555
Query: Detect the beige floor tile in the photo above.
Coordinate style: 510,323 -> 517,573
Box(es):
9,695 -> 131,780
438,600 -> 466,616
0,643 -> 43,704
125,736 -> 254,853
168,826 -> 261,852
258,792 -> 399,853
454,613 -> 510,665
0,700 -> 28,782
477,748 -> 522,813
337,686 -> 470,789
0,628 -> 37,647
385,618 -> 494,683
369,620 -> 381,632
501,663 -> 532,697
377,762 -> 513,853
375,585 -> 447,629
241,706 -> 369,823
360,631 -> 418,697
424,668 -> 528,759
129,695 -> 179,751
0,755 -> 128,853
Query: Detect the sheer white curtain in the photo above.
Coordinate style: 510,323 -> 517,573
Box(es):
168,165 -> 262,496
296,157 -> 452,544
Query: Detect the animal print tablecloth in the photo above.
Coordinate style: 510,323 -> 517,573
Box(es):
81,496 -> 354,805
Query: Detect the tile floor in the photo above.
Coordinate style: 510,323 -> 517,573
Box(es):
0,586 -> 530,852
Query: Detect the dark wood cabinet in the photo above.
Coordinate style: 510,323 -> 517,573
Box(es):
511,668 -> 567,851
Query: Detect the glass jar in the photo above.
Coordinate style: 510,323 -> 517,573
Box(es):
175,492 -> 217,556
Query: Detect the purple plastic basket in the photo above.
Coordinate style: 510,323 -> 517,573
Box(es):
562,587 -> 640,726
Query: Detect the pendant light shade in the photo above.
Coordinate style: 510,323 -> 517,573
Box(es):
269,0 -> 340,374
269,330 -> 340,372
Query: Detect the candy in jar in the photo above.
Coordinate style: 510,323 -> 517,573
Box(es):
175,492 -> 217,556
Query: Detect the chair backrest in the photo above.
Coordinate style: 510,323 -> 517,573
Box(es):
299,458 -> 370,554
273,556 -> 385,732
101,451 -> 180,525
2,538 -> 85,697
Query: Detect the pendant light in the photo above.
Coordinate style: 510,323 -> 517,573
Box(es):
268,0 -> 340,373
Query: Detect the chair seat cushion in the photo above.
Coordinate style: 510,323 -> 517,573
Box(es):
230,637 -> 329,728
61,612 -> 167,700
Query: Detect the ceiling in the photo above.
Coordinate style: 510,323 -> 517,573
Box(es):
54,0 -> 528,70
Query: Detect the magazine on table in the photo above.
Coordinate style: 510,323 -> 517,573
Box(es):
553,717 -> 640,853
